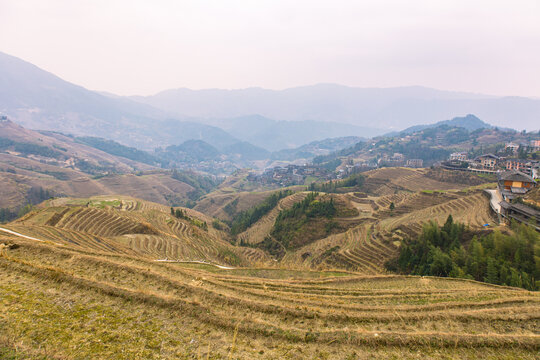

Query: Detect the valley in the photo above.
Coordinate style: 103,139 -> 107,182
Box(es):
3,162 -> 535,358
0,48 -> 539,360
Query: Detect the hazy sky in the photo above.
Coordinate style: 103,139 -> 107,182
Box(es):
1,0 -> 539,96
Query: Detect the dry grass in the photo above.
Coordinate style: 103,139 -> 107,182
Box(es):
1,238 -> 538,359
4,195 -> 247,267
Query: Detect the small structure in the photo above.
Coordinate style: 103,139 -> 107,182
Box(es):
498,170 -> 537,200
475,154 -> 499,170
406,159 -> 423,168
449,152 -> 468,161
504,142 -> 520,154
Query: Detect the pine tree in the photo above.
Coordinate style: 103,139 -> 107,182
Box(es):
485,258 -> 498,284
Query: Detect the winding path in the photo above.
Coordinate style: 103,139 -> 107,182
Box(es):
154,259 -> 235,270
0,226 -> 64,246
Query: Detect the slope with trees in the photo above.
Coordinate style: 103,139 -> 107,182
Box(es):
388,216 -> 540,290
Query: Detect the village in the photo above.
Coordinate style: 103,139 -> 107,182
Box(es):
443,139 -> 540,179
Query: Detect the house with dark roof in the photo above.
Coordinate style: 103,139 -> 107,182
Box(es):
474,154 -> 499,170
497,170 -> 536,200
499,201 -> 540,231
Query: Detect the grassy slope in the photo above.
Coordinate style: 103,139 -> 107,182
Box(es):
2,195 -> 244,266
1,237 -> 538,359
0,155 -> 195,210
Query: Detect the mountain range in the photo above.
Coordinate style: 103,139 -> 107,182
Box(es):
0,52 -> 380,152
133,84 -> 540,131
1,50 -> 539,159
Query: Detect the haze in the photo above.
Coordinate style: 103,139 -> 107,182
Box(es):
1,0 -> 540,97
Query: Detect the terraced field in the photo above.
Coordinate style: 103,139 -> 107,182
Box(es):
277,188 -> 496,273
237,192 -> 309,245
362,167 -> 490,194
1,238 -> 538,359
3,196 -> 245,267
379,191 -> 495,232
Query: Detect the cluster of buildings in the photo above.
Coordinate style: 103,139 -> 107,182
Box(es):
248,164 -> 334,186
377,153 -> 423,168
504,140 -> 540,153
447,141 -> 540,179
475,154 -> 538,178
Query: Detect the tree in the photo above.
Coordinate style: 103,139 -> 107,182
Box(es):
430,248 -> 453,276
485,258 -> 498,284
390,219 -> 539,290
389,202 -> 395,211
175,209 -> 186,219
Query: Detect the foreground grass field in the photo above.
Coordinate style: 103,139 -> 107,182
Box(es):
1,236 -> 538,359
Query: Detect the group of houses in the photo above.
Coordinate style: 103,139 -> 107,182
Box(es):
377,153 -> 424,168
248,164 -> 334,186
447,140 -> 540,179
474,154 -> 539,178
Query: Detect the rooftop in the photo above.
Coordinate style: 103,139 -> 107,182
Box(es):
501,201 -> 540,218
498,170 -> 536,183
475,154 -> 499,160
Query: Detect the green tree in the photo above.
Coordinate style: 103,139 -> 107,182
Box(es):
485,258 -> 499,284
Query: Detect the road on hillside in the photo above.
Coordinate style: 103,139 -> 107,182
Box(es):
484,189 -> 502,213
0,227 -> 63,246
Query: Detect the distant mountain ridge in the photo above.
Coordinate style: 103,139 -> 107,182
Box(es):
132,84 -> 540,131
203,115 -> 380,151
0,51 -> 241,150
271,136 -> 364,161
397,114 -> 493,135
0,52 -> 387,152
2,50 -> 538,162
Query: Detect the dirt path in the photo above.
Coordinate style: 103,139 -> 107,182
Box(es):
0,226 -> 64,246
154,259 -> 235,270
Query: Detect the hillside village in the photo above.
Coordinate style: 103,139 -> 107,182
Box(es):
444,139 -> 540,178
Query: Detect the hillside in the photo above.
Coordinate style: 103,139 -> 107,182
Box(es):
524,186 -> 540,207
1,167 -> 538,358
0,119 -> 232,213
1,195 -> 243,265
194,168 -> 497,272
316,122 -> 538,169
0,119 -> 156,173
0,51 -> 242,150
1,233 -> 538,359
